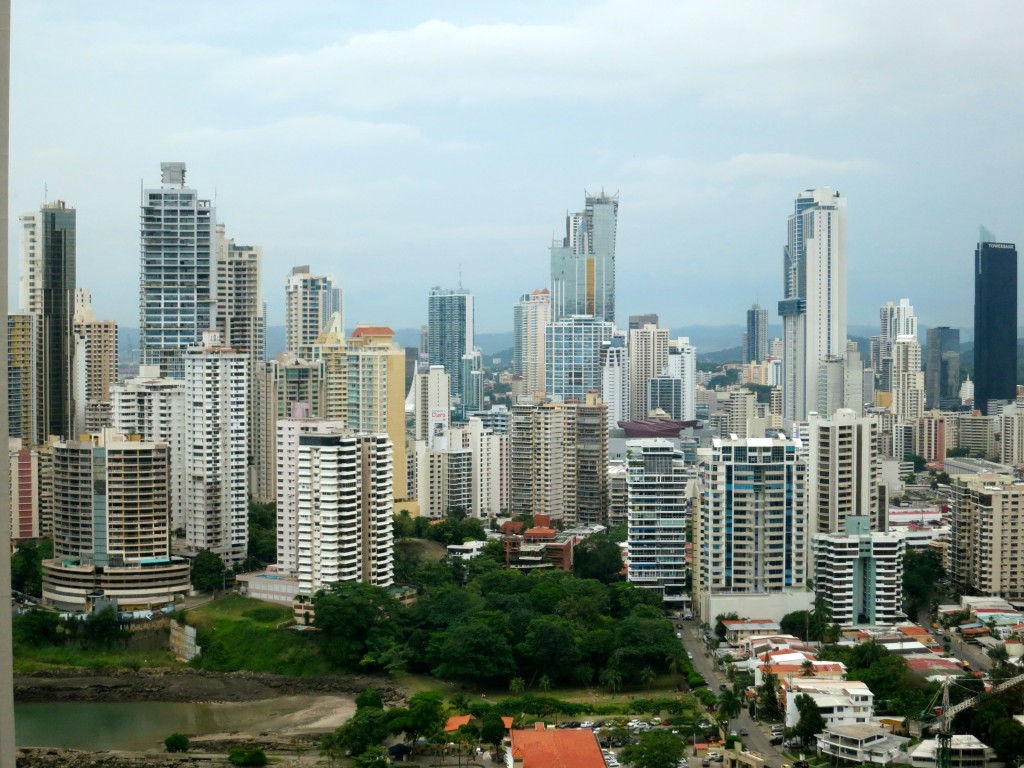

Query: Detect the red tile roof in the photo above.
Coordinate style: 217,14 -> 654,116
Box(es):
351,326 -> 394,337
445,715 -> 473,732
508,729 -> 605,768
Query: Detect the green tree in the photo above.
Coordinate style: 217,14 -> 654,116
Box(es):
246,501 -> 277,565
481,711 -> 508,747
620,729 -> 686,768
808,596 -> 833,643
353,746 -> 391,768
573,535 -> 625,583
191,549 -> 226,593
432,621 -> 516,682
319,732 -> 343,768
81,607 -> 127,649
164,733 -> 190,753
779,610 -> 810,640
393,509 -> 416,538
714,612 -> 739,640
639,666 -> 656,690
600,665 -> 623,693
509,676 -> 526,695
313,581 -> 401,669
794,693 -> 825,745
331,707 -> 392,756
717,687 -> 742,722
517,615 -> 582,682
355,688 -> 384,711
12,609 -> 62,648
757,667 -> 783,720
11,539 -> 51,597
538,674 -> 552,692
228,746 -> 267,766
390,691 -> 447,742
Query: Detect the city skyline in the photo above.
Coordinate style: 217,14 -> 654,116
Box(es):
7,2 -> 1024,334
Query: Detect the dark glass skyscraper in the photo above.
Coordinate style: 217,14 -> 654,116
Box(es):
974,238 -> 1017,414
925,326 -> 960,409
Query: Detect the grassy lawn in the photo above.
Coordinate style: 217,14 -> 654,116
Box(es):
396,538 -> 448,561
13,646 -> 180,673
187,594 -> 331,677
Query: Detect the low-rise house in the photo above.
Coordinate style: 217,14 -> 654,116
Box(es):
782,679 -> 873,729
910,735 -> 1000,768
504,724 -> 605,768
816,723 -> 909,765
722,619 -> 781,644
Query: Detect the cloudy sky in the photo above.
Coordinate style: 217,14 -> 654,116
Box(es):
9,1 -> 1024,335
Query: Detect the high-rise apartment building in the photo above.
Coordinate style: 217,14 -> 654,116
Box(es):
415,437 -> 472,519
779,188 -> 847,421
872,299 -> 917,393
513,289 -> 551,398
809,409 -> 885,533
41,430 -> 190,611
285,265 -> 341,360
973,236 -> 1018,414
626,439 -> 693,604
509,393 -> 609,526
813,516 -> 904,625
140,163 -> 215,379
600,336 -> 629,427
816,346 -> 865,418
183,332 -> 249,562
915,411 -> 947,465
550,192 -> 619,324
21,200 -> 76,438
450,417 -> 509,519
892,335 -> 925,424
696,436 -> 809,619
214,225 -> 265,363
8,439 -> 38,540
744,304 -> 768,364
72,289 -> 117,436
279,424 -> 393,594
628,323 -> 670,420
7,313 -> 41,446
950,473 -> 1024,600
427,286 -> 474,397
460,349 -> 484,413
111,366 -> 187,533
545,315 -> 615,403
412,365 -> 451,442
251,354 -> 326,502
925,326 -> 960,410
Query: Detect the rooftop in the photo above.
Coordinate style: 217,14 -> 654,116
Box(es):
508,727 -> 605,768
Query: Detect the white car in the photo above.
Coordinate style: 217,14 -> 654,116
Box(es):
687,651 -> 694,659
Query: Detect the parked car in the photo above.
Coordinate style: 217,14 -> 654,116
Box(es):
769,736 -> 783,746
739,728 -> 748,736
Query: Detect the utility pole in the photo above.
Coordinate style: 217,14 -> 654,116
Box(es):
0,2 -> 15,764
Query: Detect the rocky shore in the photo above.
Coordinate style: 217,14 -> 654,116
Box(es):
14,668 -> 405,704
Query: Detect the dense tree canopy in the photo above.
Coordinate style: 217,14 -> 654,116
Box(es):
573,535 -> 625,583
620,730 -> 686,768
191,549 -> 227,593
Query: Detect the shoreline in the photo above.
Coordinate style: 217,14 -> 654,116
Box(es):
14,667 -> 405,704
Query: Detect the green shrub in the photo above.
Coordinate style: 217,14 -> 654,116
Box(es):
164,733 -> 189,753
229,746 -> 267,766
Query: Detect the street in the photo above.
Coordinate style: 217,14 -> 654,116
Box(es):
679,622 -> 789,767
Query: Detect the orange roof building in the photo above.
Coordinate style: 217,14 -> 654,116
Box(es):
506,727 -> 605,768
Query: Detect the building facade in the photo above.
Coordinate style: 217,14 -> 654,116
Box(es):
550,192 -> 619,324
513,289 -> 551,398
814,516 -> 904,625
545,315 -> 615,403
973,237 -> 1017,414
779,188 -> 847,421
809,409 -> 886,533
427,286 -> 474,397
745,303 -> 768,364
949,473 -> 1024,600
284,265 -> 341,359
72,289 -> 117,436
139,163 -> 214,379
925,326 -> 960,410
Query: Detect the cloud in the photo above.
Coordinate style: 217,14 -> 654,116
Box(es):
213,0 -> 1024,114
166,115 -> 423,148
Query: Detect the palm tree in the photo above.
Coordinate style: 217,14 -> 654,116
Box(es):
800,660 -> 814,677
600,666 -> 623,693
717,687 -> 742,721
509,676 -> 526,695
639,666 -> 656,691
538,674 -> 552,693
319,732 -> 342,768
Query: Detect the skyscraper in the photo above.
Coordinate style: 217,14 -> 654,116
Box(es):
891,335 -> 925,424
925,326 -> 960,409
284,265 -> 341,360
628,323 -> 670,420
872,298 -> 917,393
72,289 -> 117,436
550,192 -> 618,324
7,313 -> 41,446
513,289 -> 551,397
21,200 -> 76,438
779,188 -> 847,421
428,286 -> 474,396
545,315 -> 615,403
183,331 -> 249,562
215,225 -> 265,364
973,235 -> 1017,414
140,163 -> 215,380
600,336 -> 629,427
744,304 -> 768,364
808,409 -> 885,533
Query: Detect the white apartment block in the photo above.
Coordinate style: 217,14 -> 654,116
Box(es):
999,405 -> 1024,466
626,439 -> 694,604
784,679 -> 874,729
600,336 -> 629,428
294,430 -> 394,593
696,436 -> 809,620
183,332 -> 249,562
628,323 -> 669,420
513,289 -> 551,398
275,418 -> 346,574
285,265 -> 341,360
412,365 -> 451,442
891,335 -> 925,424
814,516 -> 904,625
111,366 -> 187,533
809,409 -> 885,533
415,439 -> 473,519
916,411 -> 947,464
950,473 -> 1024,600
450,417 -> 509,518
72,289 -> 117,436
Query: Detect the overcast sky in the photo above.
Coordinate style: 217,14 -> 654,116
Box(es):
9,1 -> 1024,334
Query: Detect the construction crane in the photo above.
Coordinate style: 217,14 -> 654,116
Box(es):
919,669 -> 1024,768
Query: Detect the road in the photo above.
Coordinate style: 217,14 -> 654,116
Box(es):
679,622 -> 790,767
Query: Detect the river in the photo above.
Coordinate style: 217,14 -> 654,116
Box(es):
15,695 -> 352,751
